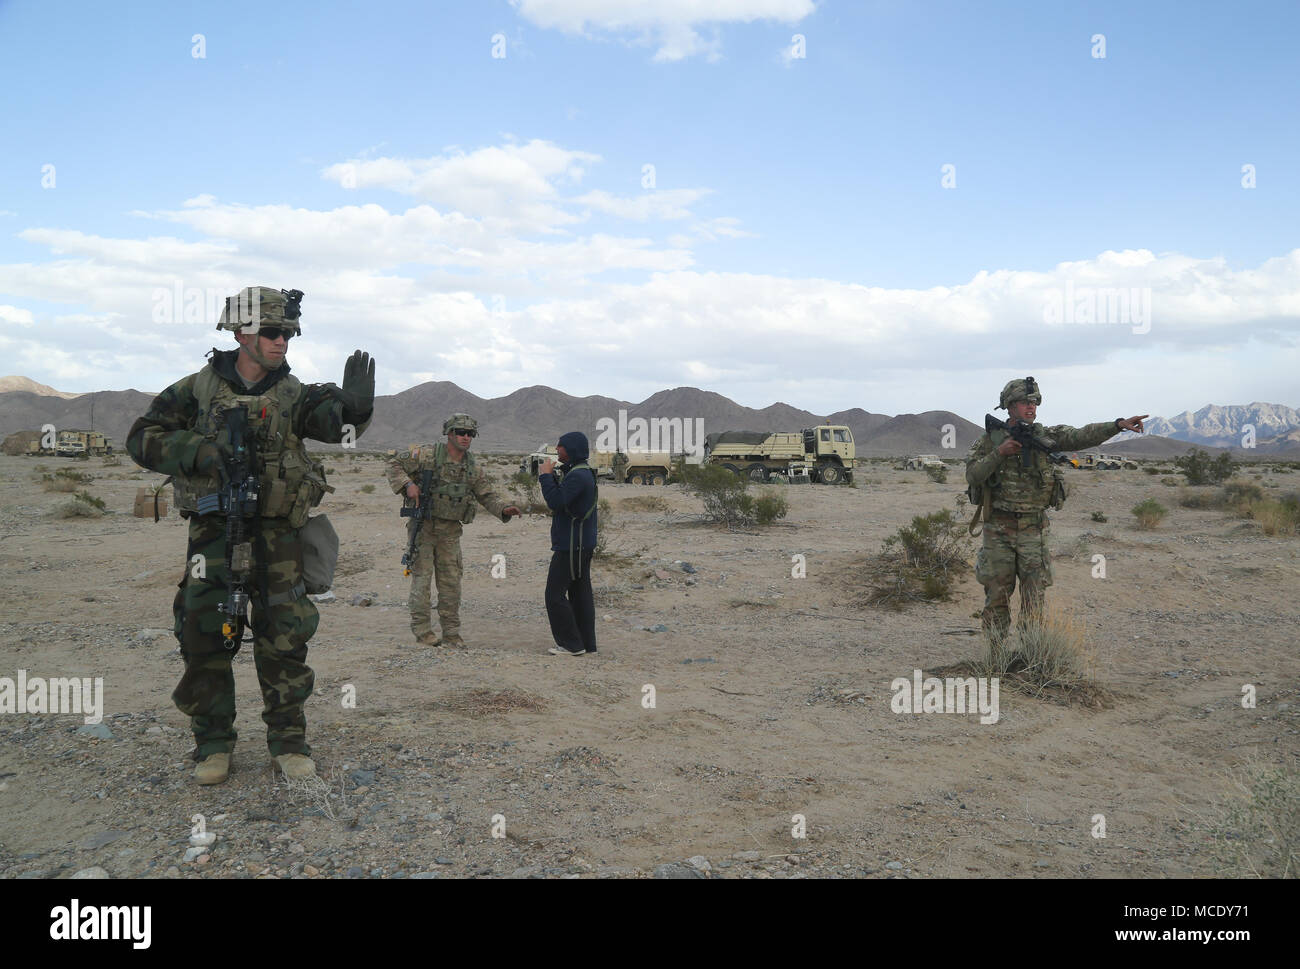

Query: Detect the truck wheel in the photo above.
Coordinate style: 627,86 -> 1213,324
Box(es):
632,473 -> 646,485
746,463 -> 768,482
650,472 -> 666,486
723,464 -> 743,478
1123,462 -> 1137,470
819,464 -> 843,485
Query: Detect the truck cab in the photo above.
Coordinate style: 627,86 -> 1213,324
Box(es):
804,425 -> 854,463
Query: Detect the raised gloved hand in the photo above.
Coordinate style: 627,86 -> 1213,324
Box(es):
336,350 -> 375,416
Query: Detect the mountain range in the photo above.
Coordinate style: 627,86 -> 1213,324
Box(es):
2,375 -> 1297,458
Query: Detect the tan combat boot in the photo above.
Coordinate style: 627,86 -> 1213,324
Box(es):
415,631 -> 440,646
194,752 -> 231,785
274,753 -> 317,780
440,633 -> 466,649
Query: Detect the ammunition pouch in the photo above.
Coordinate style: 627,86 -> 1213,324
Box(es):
1048,467 -> 1070,511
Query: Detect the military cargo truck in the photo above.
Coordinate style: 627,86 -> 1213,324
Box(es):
705,424 -> 855,484
905,454 -> 946,471
1076,452 -> 1137,470
522,445 -> 677,485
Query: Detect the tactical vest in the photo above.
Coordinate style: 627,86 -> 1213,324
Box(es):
978,426 -> 1067,514
422,443 -> 479,524
171,364 -> 331,528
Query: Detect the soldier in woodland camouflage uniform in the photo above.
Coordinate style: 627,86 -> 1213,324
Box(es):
127,287 -> 374,785
965,377 -> 1147,643
385,414 -> 519,648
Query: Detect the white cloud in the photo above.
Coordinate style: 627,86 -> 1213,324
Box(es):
573,188 -> 710,220
511,0 -> 816,61
321,140 -> 601,233
0,305 -> 36,326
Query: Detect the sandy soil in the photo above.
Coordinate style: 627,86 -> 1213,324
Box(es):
1,453 -> 1296,879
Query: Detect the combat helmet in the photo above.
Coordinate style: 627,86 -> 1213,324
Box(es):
217,287 -> 304,336
443,413 -> 478,435
998,375 -> 1043,410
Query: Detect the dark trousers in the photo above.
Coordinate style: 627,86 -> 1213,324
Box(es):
545,548 -> 596,653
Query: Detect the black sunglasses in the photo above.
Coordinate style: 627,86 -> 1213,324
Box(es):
451,428 -> 476,438
257,326 -> 296,341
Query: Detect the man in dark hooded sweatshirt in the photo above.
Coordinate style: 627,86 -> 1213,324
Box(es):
538,431 -> 599,656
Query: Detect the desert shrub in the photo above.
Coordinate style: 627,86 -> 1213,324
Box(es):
681,463 -> 756,530
1209,760 -> 1300,878
754,490 -> 789,526
48,467 -> 93,484
594,498 -> 615,556
1090,510 -> 1107,522
866,508 -> 971,607
101,455 -> 121,466
1223,478 -> 1265,510
1143,466 -> 1161,475
1132,497 -> 1168,529
508,469 -> 547,515
924,464 -> 948,484
1178,486 -> 1225,509
42,476 -> 77,492
359,483 -> 375,494
1250,498 -> 1300,536
56,491 -> 106,518
1176,448 -> 1237,485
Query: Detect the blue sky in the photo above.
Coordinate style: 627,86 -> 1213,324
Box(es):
1,0 -> 1297,426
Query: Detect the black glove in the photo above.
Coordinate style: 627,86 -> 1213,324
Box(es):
336,350 -> 375,417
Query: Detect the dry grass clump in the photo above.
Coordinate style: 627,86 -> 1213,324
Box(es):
943,606 -> 1111,707
1207,757 -> 1300,878
429,688 -> 547,718
620,494 -> 670,513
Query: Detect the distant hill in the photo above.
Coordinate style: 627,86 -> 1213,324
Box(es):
0,389 -> 156,452
0,376 -> 81,399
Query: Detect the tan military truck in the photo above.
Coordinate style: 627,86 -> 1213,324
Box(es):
705,424 -> 855,484
522,445 -> 676,485
1076,452 -> 1138,470
905,454 -> 946,471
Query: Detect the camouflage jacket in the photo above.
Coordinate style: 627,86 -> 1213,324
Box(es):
965,420 -> 1118,513
384,444 -> 512,523
127,348 -> 371,483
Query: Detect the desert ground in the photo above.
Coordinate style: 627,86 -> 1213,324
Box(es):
0,451 -> 1296,879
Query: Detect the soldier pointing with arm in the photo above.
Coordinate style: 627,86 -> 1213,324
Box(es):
127,287 -> 375,785
965,376 -> 1147,648
385,413 -> 520,648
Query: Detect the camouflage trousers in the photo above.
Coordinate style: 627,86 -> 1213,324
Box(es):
974,511 -> 1053,641
172,516 -> 317,760
407,517 -> 464,639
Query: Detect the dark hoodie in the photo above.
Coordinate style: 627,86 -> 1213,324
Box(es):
539,431 -> 598,552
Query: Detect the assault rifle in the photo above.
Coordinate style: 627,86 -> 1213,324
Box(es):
400,468 -> 434,576
196,405 -> 260,649
984,413 -> 1073,468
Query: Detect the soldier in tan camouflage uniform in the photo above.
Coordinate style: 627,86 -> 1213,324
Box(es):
965,377 -> 1147,643
385,414 -> 519,647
